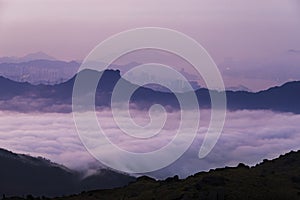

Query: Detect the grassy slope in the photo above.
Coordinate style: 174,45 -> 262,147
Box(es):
6,150 -> 300,200
50,150 -> 300,200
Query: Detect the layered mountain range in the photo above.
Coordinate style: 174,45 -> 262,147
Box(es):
0,69 -> 299,114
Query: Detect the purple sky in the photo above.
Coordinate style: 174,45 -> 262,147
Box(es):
0,0 -> 300,90
1,0 -> 299,61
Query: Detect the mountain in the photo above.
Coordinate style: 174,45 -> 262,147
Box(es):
226,85 -> 252,92
0,69 -> 299,114
0,148 -> 135,197
225,81 -> 300,113
7,150 -> 299,200
0,58 -> 139,85
0,52 -> 56,64
0,59 -> 79,84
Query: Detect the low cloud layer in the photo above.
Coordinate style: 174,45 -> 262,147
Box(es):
0,109 -> 299,179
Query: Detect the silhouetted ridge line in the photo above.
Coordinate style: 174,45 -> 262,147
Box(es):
0,148 -> 135,197
0,69 -> 299,113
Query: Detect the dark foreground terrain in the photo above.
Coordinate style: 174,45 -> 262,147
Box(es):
0,148 -> 135,197
4,150 -> 300,200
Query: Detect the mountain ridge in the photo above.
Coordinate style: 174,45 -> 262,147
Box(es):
0,52 -> 57,64
0,148 -> 135,197
0,69 -> 299,113
0,59 -> 79,84
4,149 -> 300,199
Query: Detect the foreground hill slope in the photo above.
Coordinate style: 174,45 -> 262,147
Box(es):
0,148 -> 135,197
48,150 -> 300,200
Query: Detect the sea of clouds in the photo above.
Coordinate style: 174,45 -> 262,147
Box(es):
0,109 -> 299,179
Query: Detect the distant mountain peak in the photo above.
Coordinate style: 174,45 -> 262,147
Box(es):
0,52 -> 56,64
22,51 -> 56,61
226,85 -> 252,92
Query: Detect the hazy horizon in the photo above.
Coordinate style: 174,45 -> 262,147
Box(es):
1,0 -> 300,91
